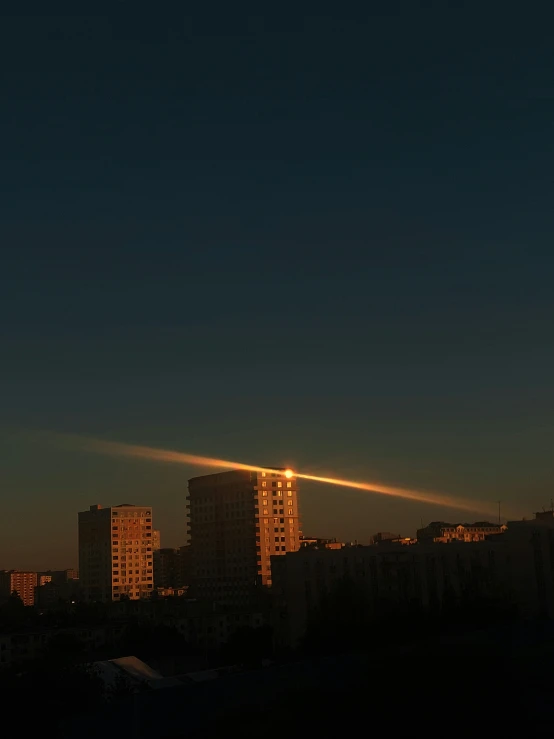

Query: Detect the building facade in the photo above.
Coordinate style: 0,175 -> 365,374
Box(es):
78,504 -> 155,602
152,530 -> 161,552
187,468 -> 300,604
417,521 -> 506,543
0,570 -> 37,606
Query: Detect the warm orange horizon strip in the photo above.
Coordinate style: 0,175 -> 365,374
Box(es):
64,435 -> 499,517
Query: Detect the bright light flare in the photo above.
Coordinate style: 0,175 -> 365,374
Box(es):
52,434 -> 500,517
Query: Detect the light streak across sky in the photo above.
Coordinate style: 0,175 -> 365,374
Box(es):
58,435 -> 499,517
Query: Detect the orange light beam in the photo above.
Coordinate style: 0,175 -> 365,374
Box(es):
66,435 -> 498,516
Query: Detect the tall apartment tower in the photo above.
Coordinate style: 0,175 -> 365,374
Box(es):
187,468 -> 300,604
0,570 -> 37,606
78,504 -> 155,602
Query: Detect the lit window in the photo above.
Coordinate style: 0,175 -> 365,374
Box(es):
287,482 -> 292,488
288,499 -> 293,506
287,490 -> 293,496
263,509 -> 268,515
262,481 -> 267,487
262,472 -> 266,477
277,482 -> 282,488
277,491 -> 282,497
262,491 -> 267,497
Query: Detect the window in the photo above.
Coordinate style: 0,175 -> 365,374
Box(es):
277,491 -> 282,497
272,481 -> 277,487
277,481 -> 282,488
288,499 -> 293,506
274,518 -> 279,523
264,519 -> 268,524
287,482 -> 292,488
287,490 -> 293,496
262,481 -> 267,487
262,471 -> 266,477
262,491 -> 267,497
263,508 -> 268,515
274,527 -> 279,533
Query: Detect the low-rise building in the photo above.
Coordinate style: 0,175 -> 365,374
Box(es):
417,521 -> 506,543
371,532 -> 415,545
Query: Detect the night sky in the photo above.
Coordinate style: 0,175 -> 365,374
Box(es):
2,5 -> 554,569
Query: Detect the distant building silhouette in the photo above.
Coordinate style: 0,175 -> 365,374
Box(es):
371,532 -> 415,545
187,468 -> 300,604
78,504 -> 155,602
154,548 -> 180,588
0,570 -> 37,606
417,521 -> 506,543
300,536 -> 344,549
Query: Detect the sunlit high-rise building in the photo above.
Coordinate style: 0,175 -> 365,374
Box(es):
0,570 -> 37,606
78,504 -> 155,602
187,468 -> 300,604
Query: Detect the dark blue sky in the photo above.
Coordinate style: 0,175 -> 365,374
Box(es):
2,4 -> 554,568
